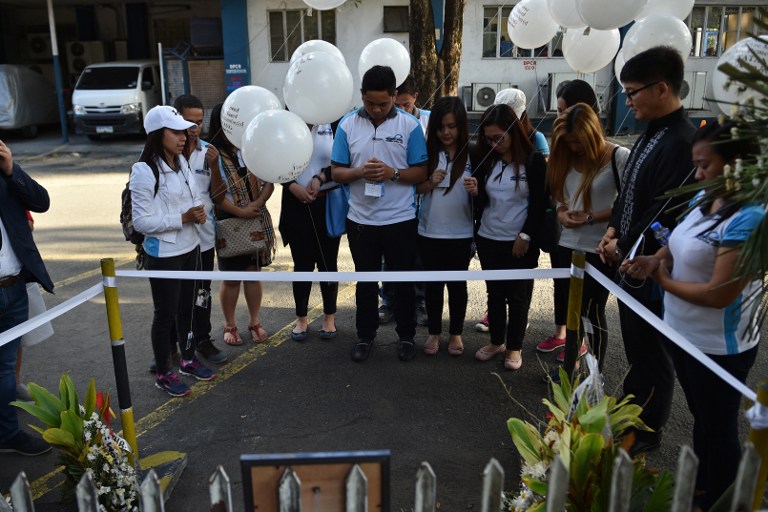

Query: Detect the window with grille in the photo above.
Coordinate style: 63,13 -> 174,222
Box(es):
686,5 -> 764,57
482,5 -> 564,59
268,9 -> 336,62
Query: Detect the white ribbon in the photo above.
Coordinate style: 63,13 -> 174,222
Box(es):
746,402 -> 768,430
0,283 -> 103,349
585,263 -> 757,402
115,268 -> 571,283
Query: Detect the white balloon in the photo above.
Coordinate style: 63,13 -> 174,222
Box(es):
290,39 -> 345,65
614,49 -> 626,81
712,36 -> 768,114
303,0 -> 346,10
576,0 -> 647,30
221,86 -> 282,149
563,27 -> 620,73
507,0 -> 560,50
241,110 -> 313,183
284,51 -> 354,125
622,14 -> 692,62
635,0 -> 694,21
547,0 -> 586,29
358,38 -> 411,87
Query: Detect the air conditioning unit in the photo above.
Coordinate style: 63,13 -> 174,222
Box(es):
682,71 -> 708,110
547,72 -> 596,111
66,41 -> 106,76
26,33 -> 52,59
470,83 -> 515,112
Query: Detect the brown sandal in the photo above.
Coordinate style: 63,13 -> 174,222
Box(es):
223,326 -> 243,346
249,324 -> 269,343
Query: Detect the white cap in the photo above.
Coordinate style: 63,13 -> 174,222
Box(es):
494,88 -> 527,119
143,105 -> 196,133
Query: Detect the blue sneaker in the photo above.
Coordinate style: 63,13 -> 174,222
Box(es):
179,357 -> 216,381
155,370 -> 190,397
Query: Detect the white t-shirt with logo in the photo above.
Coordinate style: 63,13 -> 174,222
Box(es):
418,152 -> 473,239
477,161 -> 529,241
664,192 -> 764,355
331,108 -> 428,226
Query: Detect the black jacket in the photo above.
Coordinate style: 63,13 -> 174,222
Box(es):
0,163 -> 53,293
609,107 -> 696,258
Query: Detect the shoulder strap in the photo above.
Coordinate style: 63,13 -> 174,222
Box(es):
610,146 -> 621,195
147,160 -> 159,196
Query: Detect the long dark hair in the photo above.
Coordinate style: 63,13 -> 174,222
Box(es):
207,102 -> 232,151
426,96 -> 470,194
138,128 -> 186,169
473,104 -> 533,186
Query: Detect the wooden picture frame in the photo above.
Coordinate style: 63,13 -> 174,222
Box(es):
240,450 -> 391,512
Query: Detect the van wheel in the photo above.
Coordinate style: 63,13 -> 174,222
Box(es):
88,134 -> 102,141
21,125 -> 39,138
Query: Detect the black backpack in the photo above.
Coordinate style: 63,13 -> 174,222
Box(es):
120,161 -> 159,266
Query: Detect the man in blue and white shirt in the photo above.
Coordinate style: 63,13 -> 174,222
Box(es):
332,65 -> 428,363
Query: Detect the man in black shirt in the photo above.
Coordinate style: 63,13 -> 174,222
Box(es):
598,46 -> 696,456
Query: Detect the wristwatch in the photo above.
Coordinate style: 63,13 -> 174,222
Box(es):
518,232 -> 531,242
391,168 -> 400,182
586,213 -> 594,225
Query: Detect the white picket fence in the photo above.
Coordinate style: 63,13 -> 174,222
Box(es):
1,444 -> 763,511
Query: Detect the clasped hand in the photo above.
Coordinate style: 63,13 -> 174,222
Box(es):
363,158 -> 391,182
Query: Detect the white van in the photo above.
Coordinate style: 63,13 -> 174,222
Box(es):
72,60 -> 162,138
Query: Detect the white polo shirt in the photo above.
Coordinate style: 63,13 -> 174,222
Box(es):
418,152 -> 473,239
295,124 -> 334,189
186,139 -> 215,252
331,107 -> 428,226
477,161 -> 529,241
664,193 -> 764,355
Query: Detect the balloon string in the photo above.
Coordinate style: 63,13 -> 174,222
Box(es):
251,10 -> 309,85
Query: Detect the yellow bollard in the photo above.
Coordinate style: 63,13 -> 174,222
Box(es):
100,258 -> 139,465
563,251 -> 586,379
750,381 -> 768,510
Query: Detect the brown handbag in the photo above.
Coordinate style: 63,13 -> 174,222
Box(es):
215,217 -> 267,258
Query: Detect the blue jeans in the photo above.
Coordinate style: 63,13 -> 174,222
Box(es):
0,279 -> 29,442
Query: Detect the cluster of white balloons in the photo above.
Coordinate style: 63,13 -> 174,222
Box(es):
220,36 -> 410,183
507,0 -> 693,75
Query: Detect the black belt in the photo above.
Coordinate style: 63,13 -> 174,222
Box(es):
0,273 -> 21,288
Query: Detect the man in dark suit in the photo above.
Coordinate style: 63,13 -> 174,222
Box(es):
0,139 -> 54,456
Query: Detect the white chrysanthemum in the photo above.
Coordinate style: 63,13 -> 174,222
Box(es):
724,164 -> 733,178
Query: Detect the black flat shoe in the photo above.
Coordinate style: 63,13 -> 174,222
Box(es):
318,329 -> 337,340
351,339 -> 374,362
397,339 -> 417,361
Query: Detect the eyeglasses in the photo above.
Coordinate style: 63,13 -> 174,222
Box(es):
485,134 -> 507,145
624,81 -> 661,101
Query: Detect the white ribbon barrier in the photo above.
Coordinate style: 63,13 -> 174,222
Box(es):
585,263 -> 757,403
0,283 -> 103,349
115,268 -> 571,283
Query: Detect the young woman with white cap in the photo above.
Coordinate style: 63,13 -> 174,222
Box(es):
130,105 -> 215,397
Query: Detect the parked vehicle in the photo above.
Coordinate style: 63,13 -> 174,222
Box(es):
72,60 -> 162,139
0,64 -> 57,138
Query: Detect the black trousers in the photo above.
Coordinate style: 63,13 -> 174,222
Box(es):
417,235 -> 473,335
549,246 -> 571,326
671,344 -> 757,510
346,218 -> 417,341
553,248 -> 614,369
193,247 -> 214,342
147,246 -> 200,374
284,195 -> 341,317
475,235 -> 534,351
618,281 -> 674,434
